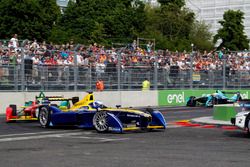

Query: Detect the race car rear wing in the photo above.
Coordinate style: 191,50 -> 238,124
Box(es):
43,97 -> 79,104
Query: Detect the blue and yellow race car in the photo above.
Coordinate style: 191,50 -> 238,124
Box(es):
38,91 -> 167,133
186,90 -> 242,107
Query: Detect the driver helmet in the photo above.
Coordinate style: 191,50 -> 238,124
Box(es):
90,101 -> 103,109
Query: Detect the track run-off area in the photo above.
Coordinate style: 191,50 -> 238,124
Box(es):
0,106 -> 250,167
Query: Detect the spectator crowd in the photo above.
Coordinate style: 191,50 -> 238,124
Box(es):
0,34 -> 250,76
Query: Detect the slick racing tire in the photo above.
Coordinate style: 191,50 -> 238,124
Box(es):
93,111 -> 109,133
6,105 -> 17,123
144,107 -> 154,114
9,104 -> 17,116
245,114 -> 250,135
38,107 -> 51,128
213,97 -> 218,106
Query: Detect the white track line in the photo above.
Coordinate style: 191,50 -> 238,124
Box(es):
0,124 -> 181,143
0,132 -> 79,142
0,131 -> 129,143
0,130 -> 84,138
65,136 -> 130,142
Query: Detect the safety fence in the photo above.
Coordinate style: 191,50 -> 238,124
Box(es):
0,63 -> 250,91
1,42 -> 250,91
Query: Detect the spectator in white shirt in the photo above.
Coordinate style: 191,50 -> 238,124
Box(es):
10,34 -> 18,48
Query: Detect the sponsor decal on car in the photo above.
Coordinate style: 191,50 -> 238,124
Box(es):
108,127 -> 121,132
126,114 -> 140,118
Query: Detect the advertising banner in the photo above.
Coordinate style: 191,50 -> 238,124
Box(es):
158,90 -> 250,106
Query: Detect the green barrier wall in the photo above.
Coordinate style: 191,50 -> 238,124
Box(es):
213,105 -> 239,121
158,90 -> 250,106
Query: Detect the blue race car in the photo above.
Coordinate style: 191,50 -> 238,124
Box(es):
38,92 -> 166,133
186,90 -> 242,107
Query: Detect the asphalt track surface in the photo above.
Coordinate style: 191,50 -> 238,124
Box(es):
0,106 -> 250,167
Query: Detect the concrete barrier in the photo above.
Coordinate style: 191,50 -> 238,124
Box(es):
0,91 -> 158,114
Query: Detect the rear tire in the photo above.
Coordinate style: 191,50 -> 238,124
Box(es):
247,126 -> 250,135
38,107 -> 51,128
245,114 -> 250,135
144,108 -> 153,114
93,111 -> 109,133
6,105 -> 17,123
9,104 -> 17,116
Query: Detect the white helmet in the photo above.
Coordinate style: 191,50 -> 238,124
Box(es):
91,101 -> 103,109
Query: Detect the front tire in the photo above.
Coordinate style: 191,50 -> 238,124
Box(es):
245,114 -> 250,135
93,111 -> 109,133
6,105 -> 17,123
247,123 -> 250,135
38,107 -> 51,128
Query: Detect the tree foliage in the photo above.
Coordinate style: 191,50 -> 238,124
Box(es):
53,0 -> 146,45
213,10 -> 249,50
190,21 -> 213,51
0,0 -> 60,41
158,0 -> 185,8
140,1 -> 213,51
0,0 -> 215,51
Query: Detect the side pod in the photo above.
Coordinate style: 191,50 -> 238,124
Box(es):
149,110 -> 167,128
46,105 -> 62,114
107,113 -> 123,133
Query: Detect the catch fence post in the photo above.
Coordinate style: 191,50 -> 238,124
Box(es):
21,47 -> 25,91
154,55 -> 158,90
89,65 -> 92,90
117,52 -> 121,91
190,44 -> 194,89
223,58 -> 226,89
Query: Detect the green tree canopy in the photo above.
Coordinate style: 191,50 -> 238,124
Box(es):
213,10 -> 249,51
53,0 -> 146,45
190,21 -> 213,51
0,0 -> 214,51
0,0 -> 60,41
158,0 -> 185,8
141,1 -> 213,51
